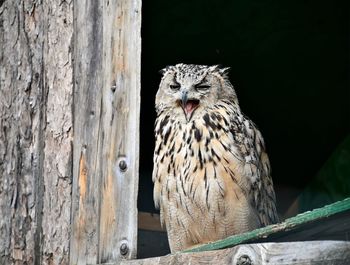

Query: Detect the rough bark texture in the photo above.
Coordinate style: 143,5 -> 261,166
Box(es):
0,1 -> 73,264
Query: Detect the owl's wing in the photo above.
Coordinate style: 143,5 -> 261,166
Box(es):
152,113 -> 173,227
152,117 -> 164,210
228,112 -> 279,226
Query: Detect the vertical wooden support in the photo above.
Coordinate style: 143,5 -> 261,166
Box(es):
70,0 -> 141,264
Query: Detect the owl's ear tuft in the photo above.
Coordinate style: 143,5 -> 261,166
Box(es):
159,68 -> 167,75
208,65 -> 220,72
159,65 -> 174,76
218,66 -> 231,77
209,65 -> 230,77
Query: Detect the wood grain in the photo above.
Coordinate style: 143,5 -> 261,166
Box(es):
69,1 -> 103,263
120,241 -> 350,265
70,0 -> 141,264
0,1 -> 73,264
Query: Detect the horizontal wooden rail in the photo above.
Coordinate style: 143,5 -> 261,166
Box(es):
120,241 -> 350,265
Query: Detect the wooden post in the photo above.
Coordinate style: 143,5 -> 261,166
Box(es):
70,0 -> 141,264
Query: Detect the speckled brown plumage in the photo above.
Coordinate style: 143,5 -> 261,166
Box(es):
152,64 -> 278,253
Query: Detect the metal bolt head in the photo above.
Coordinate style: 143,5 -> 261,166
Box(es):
236,255 -> 252,265
119,160 -> 127,172
120,242 -> 129,256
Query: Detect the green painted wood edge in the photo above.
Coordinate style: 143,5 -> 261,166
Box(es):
184,197 -> 350,253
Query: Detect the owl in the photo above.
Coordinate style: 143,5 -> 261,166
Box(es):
152,64 -> 278,253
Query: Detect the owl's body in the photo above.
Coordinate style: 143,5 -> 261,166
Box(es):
153,64 -> 278,253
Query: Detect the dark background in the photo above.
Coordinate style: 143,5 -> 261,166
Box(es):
138,0 -> 350,216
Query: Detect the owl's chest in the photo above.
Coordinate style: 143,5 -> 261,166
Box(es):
168,119 -> 236,175
160,119 -> 240,208
156,116 -> 256,245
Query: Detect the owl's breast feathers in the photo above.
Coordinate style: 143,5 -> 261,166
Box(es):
153,100 -> 278,251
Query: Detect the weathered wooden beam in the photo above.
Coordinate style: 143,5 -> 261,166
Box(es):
70,0 -> 103,263
120,241 -> 350,265
99,0 -> 141,262
70,0 -> 141,264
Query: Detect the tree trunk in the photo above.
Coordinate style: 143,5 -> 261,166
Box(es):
0,1 -> 73,264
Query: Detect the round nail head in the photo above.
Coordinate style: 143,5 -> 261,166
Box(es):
236,255 -> 252,265
119,160 -> 127,172
120,243 -> 128,256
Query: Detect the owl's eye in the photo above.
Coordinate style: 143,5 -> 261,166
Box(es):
195,84 -> 211,91
169,83 -> 181,91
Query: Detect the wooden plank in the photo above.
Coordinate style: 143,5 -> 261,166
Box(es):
99,0 -> 141,262
187,197 -> 350,253
120,241 -> 350,265
70,0 -> 141,264
70,0 -> 103,263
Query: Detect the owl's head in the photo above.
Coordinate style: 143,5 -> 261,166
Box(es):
155,63 -> 238,122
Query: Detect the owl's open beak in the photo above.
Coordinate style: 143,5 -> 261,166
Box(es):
180,92 -> 199,121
